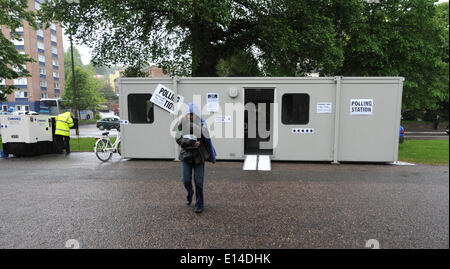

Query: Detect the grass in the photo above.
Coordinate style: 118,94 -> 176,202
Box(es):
78,119 -> 98,125
69,137 -> 97,152
70,137 -> 117,152
398,139 -> 449,165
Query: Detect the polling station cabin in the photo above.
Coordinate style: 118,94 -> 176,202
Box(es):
118,77 -> 403,170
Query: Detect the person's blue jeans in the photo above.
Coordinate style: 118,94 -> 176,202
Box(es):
181,161 -> 205,210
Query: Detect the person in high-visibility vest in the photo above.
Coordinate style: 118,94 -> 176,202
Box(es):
55,112 -> 74,154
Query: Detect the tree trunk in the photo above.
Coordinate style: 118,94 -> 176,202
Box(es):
190,21 -> 220,77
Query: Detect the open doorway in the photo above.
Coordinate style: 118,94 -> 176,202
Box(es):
244,88 -> 274,155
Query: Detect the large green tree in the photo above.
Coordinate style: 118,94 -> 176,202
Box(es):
39,0 -> 354,77
341,0 -> 449,112
0,0 -> 37,101
63,66 -> 105,112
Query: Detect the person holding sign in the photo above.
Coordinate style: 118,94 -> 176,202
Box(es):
175,103 -> 216,213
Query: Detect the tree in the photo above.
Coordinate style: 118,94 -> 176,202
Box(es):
341,0 -> 449,113
39,0 -> 349,77
98,82 -> 118,103
216,50 -> 261,77
63,66 -> 104,112
0,0 -> 38,101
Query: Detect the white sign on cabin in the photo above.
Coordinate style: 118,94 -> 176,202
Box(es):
317,102 -> 332,114
350,99 -> 373,115
150,84 -> 184,114
206,93 -> 220,113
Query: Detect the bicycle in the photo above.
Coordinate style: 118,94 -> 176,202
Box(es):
94,131 -> 121,162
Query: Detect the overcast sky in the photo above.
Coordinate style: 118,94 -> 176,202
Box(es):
63,0 -> 449,67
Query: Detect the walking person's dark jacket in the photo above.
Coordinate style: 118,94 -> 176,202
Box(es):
175,103 -> 216,164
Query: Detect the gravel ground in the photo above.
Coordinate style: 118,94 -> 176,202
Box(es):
0,153 -> 448,249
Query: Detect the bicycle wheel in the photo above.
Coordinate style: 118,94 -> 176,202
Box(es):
117,141 -> 122,156
95,138 -> 113,162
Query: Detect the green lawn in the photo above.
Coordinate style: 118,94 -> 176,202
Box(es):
0,137 -> 113,152
398,139 -> 449,165
69,137 -> 97,152
79,119 -> 98,125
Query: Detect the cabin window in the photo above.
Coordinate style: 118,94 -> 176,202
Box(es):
282,93 -> 310,125
127,94 -> 154,124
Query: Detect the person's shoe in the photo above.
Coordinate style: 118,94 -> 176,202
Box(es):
194,208 -> 203,214
186,199 -> 192,206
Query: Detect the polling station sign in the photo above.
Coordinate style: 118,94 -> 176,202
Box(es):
150,84 -> 184,114
350,99 -> 373,115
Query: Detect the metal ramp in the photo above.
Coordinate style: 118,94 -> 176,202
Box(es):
243,155 -> 271,171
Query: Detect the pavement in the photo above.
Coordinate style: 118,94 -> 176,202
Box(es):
0,153 -> 448,249
70,111 -> 119,138
405,131 -> 448,140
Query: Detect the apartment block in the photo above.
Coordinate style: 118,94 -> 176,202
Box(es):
0,0 -> 65,113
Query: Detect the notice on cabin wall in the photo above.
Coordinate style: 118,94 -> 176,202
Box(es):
206,93 -> 220,113
150,84 -> 184,114
215,115 -> 231,123
350,99 -> 373,115
317,102 -> 332,114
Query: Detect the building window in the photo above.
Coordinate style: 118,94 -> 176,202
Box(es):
14,91 -> 28,98
34,1 -> 41,10
38,54 -> 45,62
13,78 -> 27,85
37,29 -> 43,37
281,93 -> 310,125
11,38 -> 24,46
51,47 -> 57,55
52,58 -> 58,66
16,26 -> 24,32
127,94 -> 154,124
53,71 -> 59,78
37,41 -> 45,50
55,94 -> 60,99
0,78 -> 5,85
39,67 -> 46,75
41,93 -> 48,98
2,105 -> 8,112
40,80 -> 47,87
54,81 -> 60,89
50,23 -> 56,31
51,34 -> 57,43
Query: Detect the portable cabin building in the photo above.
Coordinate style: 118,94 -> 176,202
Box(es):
118,77 -> 403,164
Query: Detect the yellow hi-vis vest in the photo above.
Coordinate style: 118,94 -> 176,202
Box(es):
55,112 -> 74,136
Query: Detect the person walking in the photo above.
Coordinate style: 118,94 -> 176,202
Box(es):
433,114 -> 440,130
55,111 -> 74,154
175,103 -> 216,213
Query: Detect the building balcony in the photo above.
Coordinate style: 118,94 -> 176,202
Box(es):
40,74 -> 46,79
51,41 -> 57,46
15,98 -> 29,102
39,62 -> 45,66
54,89 -> 60,93
51,29 -> 57,34
40,87 -> 47,91
37,35 -> 44,41
53,77 -> 59,81
15,85 -> 28,89
15,45 -> 24,50
53,65 -> 59,70
52,53 -> 58,58
38,48 -> 45,54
